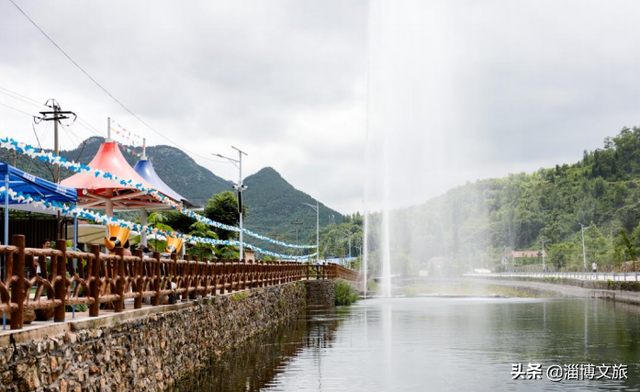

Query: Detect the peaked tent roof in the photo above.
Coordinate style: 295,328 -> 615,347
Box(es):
0,161 -> 77,208
60,141 -> 169,211
134,159 -> 193,206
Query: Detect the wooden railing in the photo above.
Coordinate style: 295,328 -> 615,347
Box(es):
0,234 -> 360,330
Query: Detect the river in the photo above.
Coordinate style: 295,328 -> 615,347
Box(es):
176,296 -> 640,391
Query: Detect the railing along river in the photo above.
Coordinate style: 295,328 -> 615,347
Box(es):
0,234 -> 360,330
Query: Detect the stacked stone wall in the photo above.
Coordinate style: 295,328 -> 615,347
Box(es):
304,280 -> 336,306
0,283 -> 306,392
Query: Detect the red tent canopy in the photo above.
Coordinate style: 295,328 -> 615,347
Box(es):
61,141 -> 172,213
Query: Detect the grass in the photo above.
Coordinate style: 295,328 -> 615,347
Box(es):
335,279 -> 359,306
231,292 -> 248,302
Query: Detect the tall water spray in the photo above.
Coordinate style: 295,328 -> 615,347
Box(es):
380,147 -> 392,298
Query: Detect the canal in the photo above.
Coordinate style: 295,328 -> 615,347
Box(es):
176,297 -> 640,391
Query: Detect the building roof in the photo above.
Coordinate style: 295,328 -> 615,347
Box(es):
509,250 -> 546,258
60,141 -> 166,211
0,161 -> 77,213
134,158 -> 194,206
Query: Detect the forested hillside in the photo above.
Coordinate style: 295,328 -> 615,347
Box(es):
375,126 -> 640,274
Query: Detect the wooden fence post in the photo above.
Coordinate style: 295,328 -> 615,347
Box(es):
134,249 -> 143,309
54,239 -> 67,322
89,244 -> 101,317
114,247 -> 125,312
152,251 -> 161,306
10,235 -> 25,329
190,256 -> 198,300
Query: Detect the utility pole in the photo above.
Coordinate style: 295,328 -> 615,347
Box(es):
541,238 -> 549,273
36,99 -> 76,240
292,219 -> 304,257
37,99 -> 76,183
270,228 -> 282,254
303,201 -> 320,264
213,147 -> 247,260
580,223 -> 591,273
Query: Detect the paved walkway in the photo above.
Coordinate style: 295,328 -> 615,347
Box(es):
466,276 -> 640,306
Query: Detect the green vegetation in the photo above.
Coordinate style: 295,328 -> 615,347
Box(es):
231,292 -> 248,301
163,191 -> 243,259
66,303 -> 88,312
335,279 -> 359,306
242,167 -> 344,249
319,214 -> 363,264
368,126 -> 640,275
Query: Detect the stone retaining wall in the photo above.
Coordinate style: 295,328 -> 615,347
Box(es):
0,282 -> 306,392
304,280 -> 336,306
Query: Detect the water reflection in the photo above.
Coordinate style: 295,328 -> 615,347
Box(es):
177,298 -> 640,391
173,306 -> 343,392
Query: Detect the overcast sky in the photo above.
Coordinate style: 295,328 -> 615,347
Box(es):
1,1 -> 640,213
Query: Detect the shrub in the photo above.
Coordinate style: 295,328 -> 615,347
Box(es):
335,279 -> 359,306
66,303 -> 88,312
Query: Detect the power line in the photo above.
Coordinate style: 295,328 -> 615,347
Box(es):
8,0 -> 223,164
0,88 -> 48,110
76,116 -> 104,137
0,86 -> 46,107
0,101 -> 37,117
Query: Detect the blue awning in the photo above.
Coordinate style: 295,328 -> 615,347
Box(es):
0,161 -> 77,206
134,159 -> 193,206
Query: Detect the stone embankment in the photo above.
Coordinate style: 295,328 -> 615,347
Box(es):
304,280 -> 336,306
0,282 -> 307,392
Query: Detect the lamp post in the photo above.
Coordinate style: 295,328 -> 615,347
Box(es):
541,238 -> 549,274
579,223 -> 591,274
341,229 -> 352,267
213,147 -> 247,261
303,201 -> 319,264
502,247 -> 511,274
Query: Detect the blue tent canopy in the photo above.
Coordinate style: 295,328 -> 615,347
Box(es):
0,161 -> 77,206
133,159 -> 193,206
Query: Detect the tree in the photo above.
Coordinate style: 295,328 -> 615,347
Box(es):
204,191 -> 248,241
187,222 -> 219,260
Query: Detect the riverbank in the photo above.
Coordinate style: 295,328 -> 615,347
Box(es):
0,283 -> 307,392
465,276 -> 640,305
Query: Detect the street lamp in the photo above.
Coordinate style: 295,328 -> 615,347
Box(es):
341,229 -> 352,267
213,147 -> 247,261
502,247 -> 511,274
579,223 -> 591,273
303,201 -> 319,264
541,238 -> 549,273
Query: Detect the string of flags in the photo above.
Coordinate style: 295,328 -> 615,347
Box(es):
109,119 -> 143,146
0,136 -> 318,250
0,186 -> 317,261
115,140 -> 142,158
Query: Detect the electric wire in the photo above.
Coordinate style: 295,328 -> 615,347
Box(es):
0,86 -> 46,107
0,88 -> 47,110
0,101 -> 38,117
8,0 -> 224,164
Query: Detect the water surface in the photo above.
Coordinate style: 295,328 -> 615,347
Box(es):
179,297 -> 640,391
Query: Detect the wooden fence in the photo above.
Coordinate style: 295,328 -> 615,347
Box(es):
0,234 -> 360,330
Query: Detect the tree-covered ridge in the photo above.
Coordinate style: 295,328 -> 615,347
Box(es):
242,167 -> 343,246
381,126 -> 640,275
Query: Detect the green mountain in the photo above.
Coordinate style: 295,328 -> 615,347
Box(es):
0,137 -> 343,247
243,167 -> 343,246
376,125 -> 640,275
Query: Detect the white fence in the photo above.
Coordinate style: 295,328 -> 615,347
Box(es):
466,271 -> 640,282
